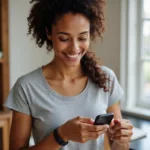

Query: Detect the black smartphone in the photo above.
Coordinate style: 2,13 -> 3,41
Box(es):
94,113 -> 114,125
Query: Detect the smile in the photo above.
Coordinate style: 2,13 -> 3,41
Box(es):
66,54 -> 79,58
63,52 -> 82,61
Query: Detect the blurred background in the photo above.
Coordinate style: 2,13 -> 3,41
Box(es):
0,0 -> 150,149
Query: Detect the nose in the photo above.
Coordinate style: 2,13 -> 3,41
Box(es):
68,40 -> 80,54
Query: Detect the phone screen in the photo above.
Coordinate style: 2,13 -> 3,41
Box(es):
94,113 -> 114,125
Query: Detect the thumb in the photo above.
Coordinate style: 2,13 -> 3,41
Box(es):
114,119 -> 121,124
110,118 -> 115,128
110,119 -> 121,128
76,116 -> 94,124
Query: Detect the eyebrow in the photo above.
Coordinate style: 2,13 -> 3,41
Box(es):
57,31 -> 89,35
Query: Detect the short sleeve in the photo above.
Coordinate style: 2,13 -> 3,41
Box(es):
108,70 -> 124,107
3,79 -> 31,115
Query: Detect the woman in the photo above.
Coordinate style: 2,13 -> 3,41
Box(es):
4,0 -> 133,150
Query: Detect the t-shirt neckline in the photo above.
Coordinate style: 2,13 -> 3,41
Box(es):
39,67 -> 90,101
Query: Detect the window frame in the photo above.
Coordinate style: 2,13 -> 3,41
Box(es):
120,0 -> 150,115
137,0 -> 150,108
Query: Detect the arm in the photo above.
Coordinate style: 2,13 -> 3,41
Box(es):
107,102 -> 133,150
10,111 -> 62,150
10,111 -> 108,150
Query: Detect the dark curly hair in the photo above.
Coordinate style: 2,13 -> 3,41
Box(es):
27,0 -> 110,92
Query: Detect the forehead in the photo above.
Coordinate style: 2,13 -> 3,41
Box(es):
52,13 -> 90,34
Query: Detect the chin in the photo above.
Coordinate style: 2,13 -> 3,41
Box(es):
65,61 -> 81,67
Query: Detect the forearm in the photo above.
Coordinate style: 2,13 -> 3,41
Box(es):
111,142 -> 130,150
20,132 -> 62,150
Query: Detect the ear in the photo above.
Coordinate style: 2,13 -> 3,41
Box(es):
45,27 -> 52,40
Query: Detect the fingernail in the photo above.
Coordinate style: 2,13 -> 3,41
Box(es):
90,119 -> 94,122
105,125 -> 109,128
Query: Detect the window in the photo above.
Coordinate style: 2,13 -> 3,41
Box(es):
138,0 -> 150,108
120,0 -> 150,116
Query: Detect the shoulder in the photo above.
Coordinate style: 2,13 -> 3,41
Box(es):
16,67 -> 43,88
99,65 -> 116,79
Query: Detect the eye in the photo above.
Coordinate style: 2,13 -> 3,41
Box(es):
59,37 -> 69,42
79,38 -> 87,41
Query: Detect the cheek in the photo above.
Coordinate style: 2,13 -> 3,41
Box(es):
52,40 -> 68,53
82,41 -> 90,50
52,39 -> 90,52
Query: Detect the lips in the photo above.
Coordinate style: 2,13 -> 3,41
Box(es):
66,54 -> 79,58
63,52 -> 81,61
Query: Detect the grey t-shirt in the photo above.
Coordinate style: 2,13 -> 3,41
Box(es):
4,66 -> 124,150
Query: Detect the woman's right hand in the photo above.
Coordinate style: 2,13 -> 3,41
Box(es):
58,116 -> 109,143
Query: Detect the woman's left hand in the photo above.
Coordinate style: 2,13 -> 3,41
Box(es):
108,119 -> 133,145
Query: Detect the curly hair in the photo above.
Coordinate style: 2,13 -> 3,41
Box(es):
27,0 -> 110,92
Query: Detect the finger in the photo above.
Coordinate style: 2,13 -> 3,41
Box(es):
114,119 -> 121,124
78,123 -> 94,132
109,118 -> 121,131
110,118 -> 115,127
108,127 -> 116,134
92,124 -> 109,132
108,119 -> 119,133
77,116 -> 94,124
79,136 -> 88,144
112,136 -> 131,143
112,129 -> 133,137
121,119 -> 131,123
85,130 -> 107,140
79,123 -> 109,132
112,121 -> 133,131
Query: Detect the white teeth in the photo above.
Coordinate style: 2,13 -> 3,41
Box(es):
66,54 -> 79,58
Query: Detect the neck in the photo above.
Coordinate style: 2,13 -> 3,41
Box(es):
50,59 -> 84,80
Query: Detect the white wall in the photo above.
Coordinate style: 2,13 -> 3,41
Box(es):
9,0 -> 121,87
92,0 -> 121,79
9,0 -> 52,87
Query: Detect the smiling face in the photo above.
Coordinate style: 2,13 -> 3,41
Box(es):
47,12 -> 90,67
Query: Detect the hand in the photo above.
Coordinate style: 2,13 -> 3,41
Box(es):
108,119 -> 133,145
58,116 -> 109,143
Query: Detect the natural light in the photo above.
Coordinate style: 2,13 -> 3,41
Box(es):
142,0 -> 150,104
